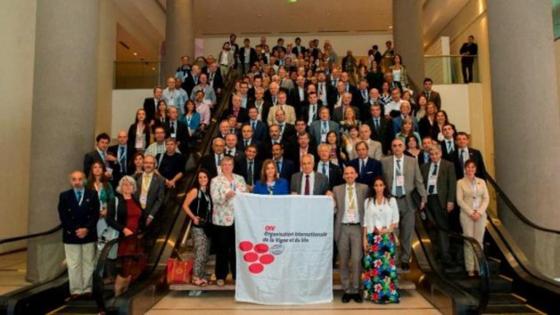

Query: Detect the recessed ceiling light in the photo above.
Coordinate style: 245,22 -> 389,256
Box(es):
133,52 -> 138,56
388,25 -> 393,29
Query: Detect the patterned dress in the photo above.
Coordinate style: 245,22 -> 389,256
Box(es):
362,197 -> 400,303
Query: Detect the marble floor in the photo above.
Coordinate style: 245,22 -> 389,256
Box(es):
146,290 -> 441,315
0,251 -> 31,295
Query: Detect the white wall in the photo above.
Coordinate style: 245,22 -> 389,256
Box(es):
111,89 -> 152,137
196,32 -> 393,58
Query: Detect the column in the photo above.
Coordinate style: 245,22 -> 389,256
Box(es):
162,0 -> 194,80
488,0 -> 560,276
393,0 -> 426,89
27,0 -> 99,282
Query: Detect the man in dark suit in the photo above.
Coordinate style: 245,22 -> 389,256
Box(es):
272,143 -> 295,182
460,35 -> 478,83
223,94 -> 249,123
83,133 -> 115,177
108,130 -> 134,187
316,71 -> 335,109
134,155 -> 165,226
291,37 -> 306,56
165,106 -> 190,155
143,86 -> 163,124
356,79 -> 370,118
364,103 -> 393,154
421,144 -> 456,268
224,133 -> 244,160
58,170 -> 99,297
453,132 -> 487,180
419,78 -> 442,110
237,124 -> 261,153
239,38 -> 257,74
348,141 -> 382,186
200,137 -> 226,178
205,62 -> 224,95
290,154 -> 330,195
316,143 -> 343,189
235,144 -> 262,187
274,108 -> 296,142
182,64 -> 201,96
288,132 -> 317,170
250,87 -> 271,123
440,124 -> 456,161
309,107 -> 340,145
247,107 -> 267,142
290,75 -> 308,109
299,92 -> 323,126
340,72 -> 361,104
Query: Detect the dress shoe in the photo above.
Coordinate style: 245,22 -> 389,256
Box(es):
341,293 -> 351,303
352,293 -> 363,303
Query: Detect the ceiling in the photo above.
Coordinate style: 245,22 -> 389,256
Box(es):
192,0 -> 393,35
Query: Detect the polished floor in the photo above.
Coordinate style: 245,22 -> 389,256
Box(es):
0,251 -> 30,295
147,290 -> 441,315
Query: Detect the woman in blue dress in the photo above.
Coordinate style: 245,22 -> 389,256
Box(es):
252,159 -> 289,195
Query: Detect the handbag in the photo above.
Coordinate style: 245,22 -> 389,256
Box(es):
166,258 -> 194,285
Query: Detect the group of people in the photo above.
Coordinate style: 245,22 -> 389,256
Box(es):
58,33 -> 487,306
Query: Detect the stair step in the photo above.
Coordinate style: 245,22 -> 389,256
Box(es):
483,304 -> 541,314
487,293 -> 525,305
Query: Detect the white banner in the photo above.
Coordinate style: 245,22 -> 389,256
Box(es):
233,193 -> 334,305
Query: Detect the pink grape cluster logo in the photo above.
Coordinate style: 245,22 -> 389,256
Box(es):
239,241 -> 279,274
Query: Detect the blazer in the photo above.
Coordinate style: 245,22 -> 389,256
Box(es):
127,123 -> 151,152
332,182 -> 369,242
205,69 -> 224,92
456,177 -> 489,216
298,101 -> 324,124
267,104 -> 297,125
316,160 -> 344,189
143,97 -> 160,123
419,90 -> 442,110
235,158 -> 262,185
381,155 -> 428,207
333,105 -> 361,122
248,101 -> 271,124
108,144 -> 135,186
249,120 -> 268,142
364,139 -> 383,161
106,195 -> 146,237
58,188 -> 100,244
223,106 -> 249,123
165,120 -> 190,154
239,47 -> 257,65
348,157 -> 383,186
309,120 -> 340,145
364,117 -> 393,154
289,146 -> 317,170
275,158 -> 296,182
392,115 -> 419,135
200,153 -> 221,178
290,171 -> 330,195
253,178 -> 290,195
421,159 -> 457,209
440,138 -> 456,162
418,116 -> 437,139
452,147 -> 487,180
133,172 -> 165,218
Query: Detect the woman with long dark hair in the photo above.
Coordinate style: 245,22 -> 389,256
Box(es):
127,108 -> 151,152
362,176 -> 400,304
182,169 -> 213,286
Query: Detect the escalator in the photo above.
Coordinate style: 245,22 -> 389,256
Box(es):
0,70 -> 238,315
412,173 -> 560,314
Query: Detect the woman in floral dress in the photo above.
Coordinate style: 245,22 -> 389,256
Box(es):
362,177 -> 400,303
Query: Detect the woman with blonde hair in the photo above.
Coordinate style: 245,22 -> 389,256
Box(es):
252,159 -> 289,195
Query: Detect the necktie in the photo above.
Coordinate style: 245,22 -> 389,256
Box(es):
322,162 -> 327,177
248,160 -> 254,185
276,160 -> 281,173
75,190 -> 82,204
428,163 -> 438,194
396,159 -> 404,197
347,185 -> 356,212
272,96 -> 277,105
304,174 -> 310,195
119,146 -> 125,172
447,140 -> 452,152
374,118 -> 380,131
362,90 -> 367,99
251,120 -> 256,130
171,122 -> 176,134
360,159 -> 366,175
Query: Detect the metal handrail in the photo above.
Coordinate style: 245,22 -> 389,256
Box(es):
92,69 -> 238,313
0,225 -> 62,245
485,173 -> 560,235
419,210 -> 490,312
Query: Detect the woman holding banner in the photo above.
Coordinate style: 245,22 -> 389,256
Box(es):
362,177 -> 400,304
252,159 -> 289,195
210,156 -> 247,286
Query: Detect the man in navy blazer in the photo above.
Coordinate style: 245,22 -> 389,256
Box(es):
247,107 -> 267,142
348,141 -> 382,186
271,143 -> 295,182
57,171 -> 100,297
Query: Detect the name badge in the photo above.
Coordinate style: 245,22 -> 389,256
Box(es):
140,195 -> 147,205
396,175 -> 405,186
171,133 -> 177,139
428,175 -> 437,186
320,133 -> 327,143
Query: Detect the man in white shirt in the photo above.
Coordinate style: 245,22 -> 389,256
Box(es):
163,77 -> 188,113
145,127 -> 168,157
384,87 -> 403,117
332,166 -> 369,303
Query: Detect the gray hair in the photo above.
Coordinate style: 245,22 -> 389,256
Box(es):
116,175 -> 137,194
